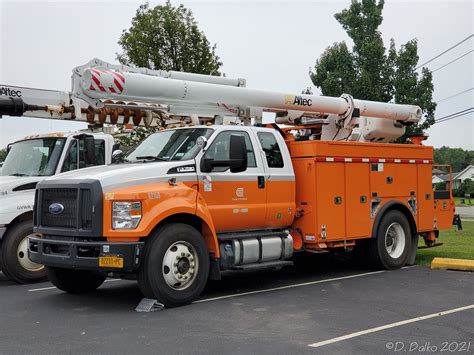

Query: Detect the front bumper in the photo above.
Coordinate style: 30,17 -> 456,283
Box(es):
28,236 -> 144,273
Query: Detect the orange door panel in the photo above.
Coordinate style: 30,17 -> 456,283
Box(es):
417,164 -> 435,231
370,163 -> 417,197
315,162 -> 346,240
345,163 -> 371,238
434,197 -> 454,231
198,178 -> 266,232
265,180 -> 295,228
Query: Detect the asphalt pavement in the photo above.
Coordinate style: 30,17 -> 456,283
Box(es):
0,254 -> 472,354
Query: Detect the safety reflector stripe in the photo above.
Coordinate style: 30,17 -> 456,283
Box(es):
314,157 -> 432,164
88,68 -> 125,94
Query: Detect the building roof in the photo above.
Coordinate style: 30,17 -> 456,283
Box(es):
432,168 -> 446,175
455,165 -> 474,181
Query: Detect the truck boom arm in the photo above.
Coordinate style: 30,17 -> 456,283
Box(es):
1,58 -> 423,141
73,58 -> 421,126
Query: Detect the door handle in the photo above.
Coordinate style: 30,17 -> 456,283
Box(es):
258,176 -> 265,189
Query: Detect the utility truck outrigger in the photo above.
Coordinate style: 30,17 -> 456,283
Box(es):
24,59 -> 456,306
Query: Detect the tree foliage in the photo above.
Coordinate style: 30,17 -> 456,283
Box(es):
434,146 -> 474,172
310,0 -> 436,141
115,1 -> 223,148
457,179 -> 474,198
115,126 -> 156,151
0,148 -> 6,162
117,1 -> 222,75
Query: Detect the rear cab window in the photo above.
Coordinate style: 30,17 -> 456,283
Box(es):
257,132 -> 284,168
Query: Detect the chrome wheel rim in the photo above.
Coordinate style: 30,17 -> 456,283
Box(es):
162,241 -> 198,290
17,236 -> 44,272
384,222 -> 405,259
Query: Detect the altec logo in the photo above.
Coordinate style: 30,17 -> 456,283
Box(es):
285,95 -> 312,107
0,87 -> 22,97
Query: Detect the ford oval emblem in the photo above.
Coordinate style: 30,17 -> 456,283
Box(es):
48,203 -> 65,215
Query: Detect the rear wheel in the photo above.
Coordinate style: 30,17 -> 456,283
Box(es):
0,220 -> 47,283
46,267 -> 106,293
369,210 -> 411,270
138,223 -> 209,307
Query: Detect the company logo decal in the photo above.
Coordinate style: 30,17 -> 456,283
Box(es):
0,87 -> 22,97
48,203 -> 65,215
285,95 -> 312,107
177,166 -> 195,173
232,187 -> 247,201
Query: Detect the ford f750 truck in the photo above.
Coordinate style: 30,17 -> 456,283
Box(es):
29,125 -> 455,306
25,59 -> 456,307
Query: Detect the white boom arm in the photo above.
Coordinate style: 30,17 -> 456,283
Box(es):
72,59 -> 421,126
1,58 -> 422,141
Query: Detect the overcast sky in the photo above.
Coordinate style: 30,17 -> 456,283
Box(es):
0,0 -> 472,149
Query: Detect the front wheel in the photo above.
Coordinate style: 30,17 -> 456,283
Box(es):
45,267 -> 106,293
138,223 -> 209,307
0,220 -> 47,283
369,210 -> 412,270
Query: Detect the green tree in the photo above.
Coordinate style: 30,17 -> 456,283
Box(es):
310,0 -> 435,141
115,1 -> 223,148
457,179 -> 474,198
434,146 -> 473,172
117,1 -> 222,74
0,148 -> 7,162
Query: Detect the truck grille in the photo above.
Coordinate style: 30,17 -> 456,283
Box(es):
40,188 -> 92,230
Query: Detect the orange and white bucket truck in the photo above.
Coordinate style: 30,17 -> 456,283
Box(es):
22,59 -> 457,307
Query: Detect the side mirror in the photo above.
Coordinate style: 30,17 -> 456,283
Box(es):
229,134 -> 247,173
200,134 -> 248,173
112,149 -> 124,163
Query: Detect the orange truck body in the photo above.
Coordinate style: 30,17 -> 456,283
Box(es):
101,137 -> 454,253
289,139 -> 454,250
29,126 -> 456,306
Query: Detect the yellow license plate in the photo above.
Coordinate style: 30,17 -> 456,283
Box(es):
99,256 -> 123,268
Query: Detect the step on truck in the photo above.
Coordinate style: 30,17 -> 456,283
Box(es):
25,59 -> 457,306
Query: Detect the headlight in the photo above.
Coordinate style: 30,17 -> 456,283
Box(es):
112,201 -> 142,230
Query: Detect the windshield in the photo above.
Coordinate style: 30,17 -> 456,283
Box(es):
126,128 -> 213,162
1,138 -> 66,177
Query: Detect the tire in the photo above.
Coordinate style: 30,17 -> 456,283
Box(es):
45,266 -> 106,293
0,220 -> 47,283
138,223 -> 209,307
368,210 -> 412,270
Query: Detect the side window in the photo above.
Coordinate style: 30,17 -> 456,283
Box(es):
257,132 -> 284,168
204,131 -> 256,171
94,140 -> 105,166
61,139 -> 106,173
61,140 -> 78,172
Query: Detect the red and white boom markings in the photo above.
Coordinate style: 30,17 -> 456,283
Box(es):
88,68 -> 125,94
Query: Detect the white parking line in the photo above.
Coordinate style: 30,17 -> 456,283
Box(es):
308,304 -> 474,348
193,270 -> 386,303
27,278 -> 123,292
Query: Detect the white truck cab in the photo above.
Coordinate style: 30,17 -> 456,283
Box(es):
0,131 -> 115,283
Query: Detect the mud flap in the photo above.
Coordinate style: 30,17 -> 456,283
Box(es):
406,233 -> 419,266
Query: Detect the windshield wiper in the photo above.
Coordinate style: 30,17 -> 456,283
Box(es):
9,173 -> 28,177
136,156 -> 168,161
